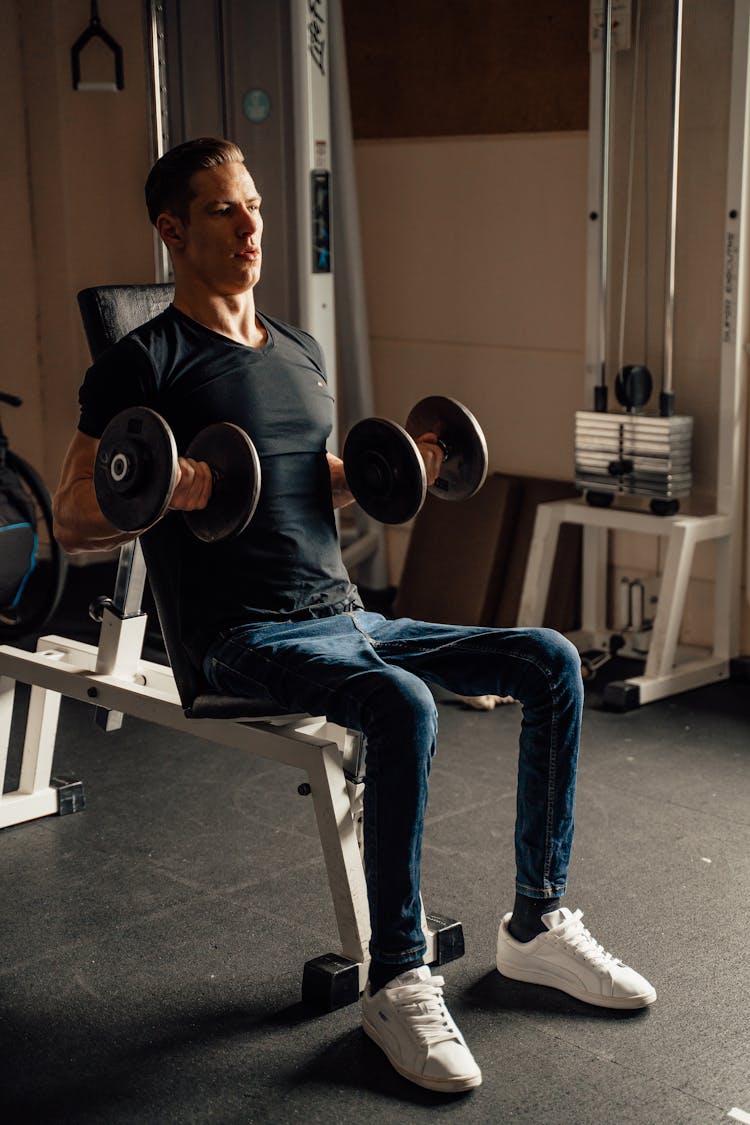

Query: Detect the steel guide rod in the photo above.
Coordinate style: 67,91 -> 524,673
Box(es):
146,0 -> 171,283
661,0 -> 684,416
596,0 -> 613,411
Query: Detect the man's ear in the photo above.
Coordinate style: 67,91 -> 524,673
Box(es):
156,212 -> 185,250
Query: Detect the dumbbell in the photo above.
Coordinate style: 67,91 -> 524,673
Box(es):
94,406 -> 261,543
342,396 -> 488,524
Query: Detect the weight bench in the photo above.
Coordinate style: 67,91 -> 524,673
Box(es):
0,283 -> 463,1009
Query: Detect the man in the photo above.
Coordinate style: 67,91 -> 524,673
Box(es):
53,138 -> 656,1096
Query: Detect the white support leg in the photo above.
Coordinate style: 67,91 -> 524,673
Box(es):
713,533 -> 734,660
94,608 -> 149,731
518,501 -> 735,707
518,503 -> 563,626
644,521 -> 697,679
582,524 -> 609,638
18,684 -> 62,795
0,675 -> 15,789
307,741 -> 371,967
0,682 -> 62,830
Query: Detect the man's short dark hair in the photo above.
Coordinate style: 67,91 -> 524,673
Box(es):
144,137 -> 245,226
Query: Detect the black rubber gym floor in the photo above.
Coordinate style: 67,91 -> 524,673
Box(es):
1,564 -> 749,1124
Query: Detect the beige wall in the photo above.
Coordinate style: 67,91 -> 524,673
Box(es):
1,0 -> 45,469
354,132 -> 589,581
1,0 -> 154,488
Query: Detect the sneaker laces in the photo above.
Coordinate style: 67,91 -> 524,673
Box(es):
387,974 -> 459,1047
555,910 -> 625,969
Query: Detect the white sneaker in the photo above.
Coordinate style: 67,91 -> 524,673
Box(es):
361,966 -> 482,1093
496,907 -> 657,1009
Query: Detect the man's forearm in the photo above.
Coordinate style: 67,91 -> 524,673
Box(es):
327,452 -> 355,510
55,454 -> 354,550
53,479 -> 136,554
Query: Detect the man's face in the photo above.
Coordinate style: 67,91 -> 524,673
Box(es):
163,161 -> 263,294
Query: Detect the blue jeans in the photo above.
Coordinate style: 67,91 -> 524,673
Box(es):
203,611 -> 583,967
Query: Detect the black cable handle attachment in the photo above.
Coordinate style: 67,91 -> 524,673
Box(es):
71,0 -> 124,91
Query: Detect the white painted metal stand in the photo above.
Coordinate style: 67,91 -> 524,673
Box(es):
519,1 -> 750,707
519,500 -> 733,705
1,670 -> 64,829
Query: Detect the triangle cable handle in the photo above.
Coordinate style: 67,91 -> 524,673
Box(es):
71,0 -> 124,92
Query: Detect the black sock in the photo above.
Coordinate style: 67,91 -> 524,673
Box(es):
508,892 -> 561,943
368,957 -> 424,995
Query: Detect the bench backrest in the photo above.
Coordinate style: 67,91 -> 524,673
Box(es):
77,284 -> 207,709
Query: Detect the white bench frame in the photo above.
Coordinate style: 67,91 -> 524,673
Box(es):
0,603 -> 454,995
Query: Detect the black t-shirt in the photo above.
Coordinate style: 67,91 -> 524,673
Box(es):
78,305 -> 361,661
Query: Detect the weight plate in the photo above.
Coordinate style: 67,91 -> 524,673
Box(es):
183,423 -> 261,542
94,407 -> 177,533
343,418 -> 426,524
405,396 -> 488,502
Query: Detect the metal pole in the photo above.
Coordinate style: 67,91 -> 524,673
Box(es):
290,0 -> 338,452
661,0 -> 684,416
595,0 -> 613,411
145,0 -> 171,282
716,0 -> 750,629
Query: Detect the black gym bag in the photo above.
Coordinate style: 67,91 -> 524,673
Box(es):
0,462 -> 37,610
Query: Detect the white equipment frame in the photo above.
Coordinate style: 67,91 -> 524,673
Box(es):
0,610 -> 370,975
290,0 -> 338,450
519,0 -> 749,708
0,600 -> 452,996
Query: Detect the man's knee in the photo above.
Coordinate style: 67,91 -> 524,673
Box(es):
366,672 -> 438,752
520,628 -> 583,702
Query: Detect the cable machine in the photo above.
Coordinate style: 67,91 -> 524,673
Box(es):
519,0 -> 749,709
576,0 -> 692,516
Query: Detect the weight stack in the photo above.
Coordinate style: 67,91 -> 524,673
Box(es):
574,411 -> 693,501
